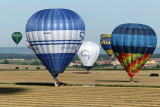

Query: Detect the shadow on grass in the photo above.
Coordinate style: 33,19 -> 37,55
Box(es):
15,82 -> 54,86
15,82 -> 67,87
72,72 -> 89,74
95,80 -> 139,83
0,87 -> 27,94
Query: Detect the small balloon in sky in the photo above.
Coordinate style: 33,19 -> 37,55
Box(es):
12,32 -> 23,46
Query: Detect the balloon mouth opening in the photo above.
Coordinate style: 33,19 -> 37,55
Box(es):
84,66 -> 92,72
128,73 -> 135,78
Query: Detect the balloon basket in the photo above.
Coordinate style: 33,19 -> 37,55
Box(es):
54,79 -> 66,87
130,78 -> 134,83
54,79 -> 60,87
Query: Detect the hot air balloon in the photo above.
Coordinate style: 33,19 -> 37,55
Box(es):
12,32 -> 23,45
111,23 -> 157,82
100,34 -> 115,59
77,41 -> 100,73
26,9 -> 85,85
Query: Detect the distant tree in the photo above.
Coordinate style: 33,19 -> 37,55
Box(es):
0,54 -> 38,60
71,59 -> 75,63
15,67 -> 19,69
93,63 -> 99,68
36,67 -> 40,69
156,65 -> 160,68
3,59 -> 9,64
30,61 -> 42,65
22,63 -> 28,65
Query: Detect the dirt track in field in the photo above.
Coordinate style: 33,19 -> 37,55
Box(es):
0,70 -> 160,106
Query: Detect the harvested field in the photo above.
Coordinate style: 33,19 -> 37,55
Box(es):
0,64 -> 45,70
0,69 -> 160,106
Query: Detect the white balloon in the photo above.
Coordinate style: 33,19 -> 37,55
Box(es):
77,41 -> 100,71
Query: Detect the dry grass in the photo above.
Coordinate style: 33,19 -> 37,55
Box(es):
0,69 -> 160,106
0,64 -> 45,69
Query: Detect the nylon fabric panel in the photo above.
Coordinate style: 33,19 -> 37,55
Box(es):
37,53 -> 75,73
26,9 -> 85,32
26,30 -> 83,54
112,24 -> 156,36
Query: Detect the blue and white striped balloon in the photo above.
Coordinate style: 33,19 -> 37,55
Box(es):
26,9 -> 85,80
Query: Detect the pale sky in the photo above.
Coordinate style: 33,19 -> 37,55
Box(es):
0,0 -> 160,47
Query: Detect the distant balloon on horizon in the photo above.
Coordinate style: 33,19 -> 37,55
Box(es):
26,8 -> 85,81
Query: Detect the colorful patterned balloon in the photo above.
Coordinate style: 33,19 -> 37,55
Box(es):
111,23 -> 157,81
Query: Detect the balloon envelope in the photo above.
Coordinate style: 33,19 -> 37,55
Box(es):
111,23 -> 157,78
100,34 -> 115,59
26,9 -> 85,80
77,41 -> 100,72
12,32 -> 23,45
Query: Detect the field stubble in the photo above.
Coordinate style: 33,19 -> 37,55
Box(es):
0,69 -> 160,106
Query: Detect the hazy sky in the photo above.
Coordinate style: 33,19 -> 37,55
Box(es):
0,0 -> 160,47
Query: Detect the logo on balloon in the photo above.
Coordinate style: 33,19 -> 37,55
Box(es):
61,45 -> 78,50
80,32 -> 85,40
44,32 -> 51,34
81,50 -> 90,64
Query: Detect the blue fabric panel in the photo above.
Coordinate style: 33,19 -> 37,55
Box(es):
123,34 -> 131,47
117,46 -> 124,53
112,34 -> 157,48
101,44 -> 112,50
36,53 -> 75,79
112,46 -> 118,53
51,73 -> 59,80
112,23 -> 156,36
26,9 -> 85,32
112,46 -> 156,54
100,38 -> 112,49
150,47 -> 156,54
